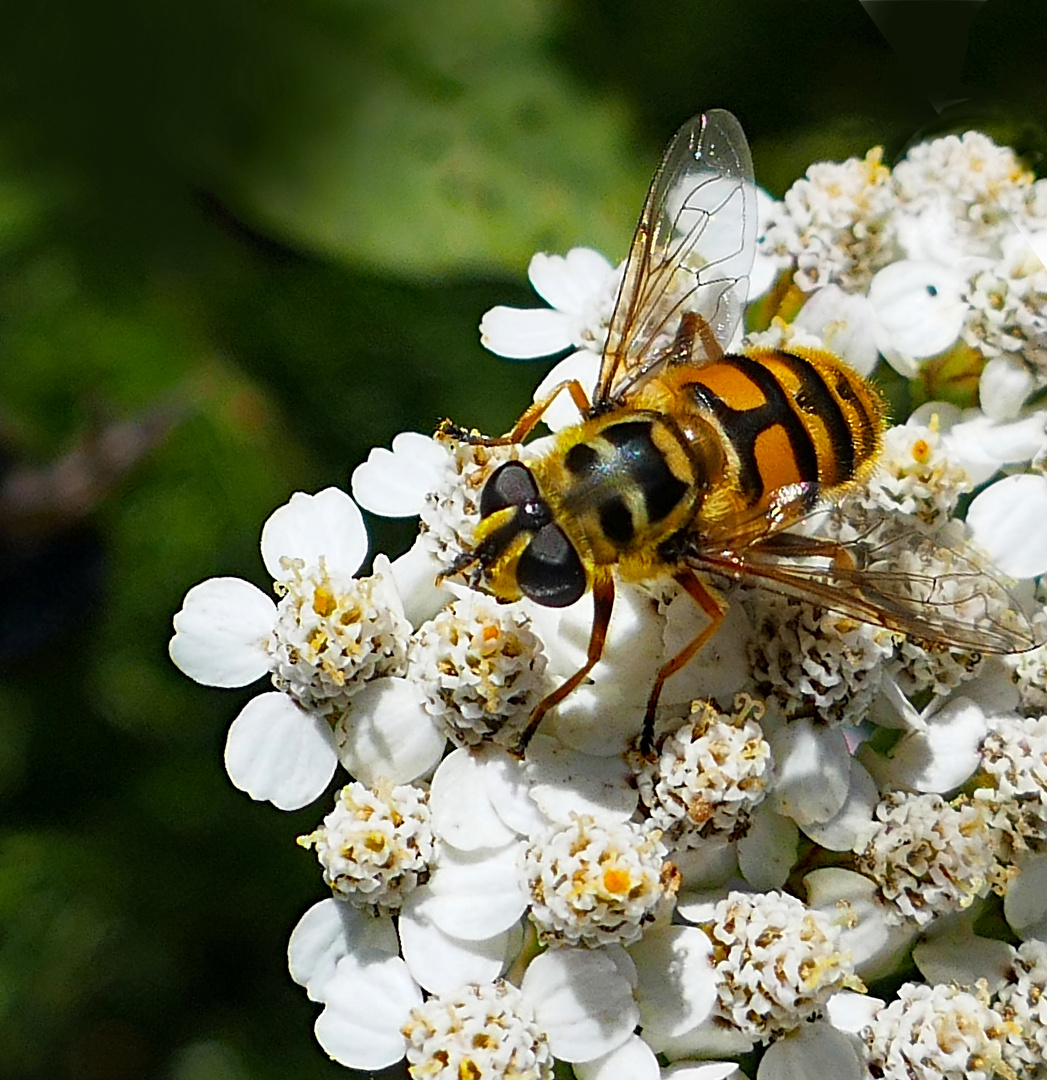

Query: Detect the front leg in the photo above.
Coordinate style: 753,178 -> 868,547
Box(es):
512,573 -> 615,756
641,568 -> 725,756
439,378 -> 593,448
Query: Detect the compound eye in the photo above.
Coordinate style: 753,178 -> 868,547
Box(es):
517,523 -> 586,607
480,461 -> 539,518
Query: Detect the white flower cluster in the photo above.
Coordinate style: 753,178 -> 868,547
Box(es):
410,593 -> 548,749
854,791 -> 1007,926
863,981 -> 1014,1080
523,813 -> 669,947
632,695 -> 773,845
760,147 -> 897,293
977,713 -> 1047,849
701,890 -> 856,1040
846,419 -> 971,527
749,597 -> 897,725
298,779 -> 435,911
995,939 -> 1047,1074
761,126 -> 1047,414
269,556 -> 410,718
402,981 -> 554,1080
169,126 -> 1047,1080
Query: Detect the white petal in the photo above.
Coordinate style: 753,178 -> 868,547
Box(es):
979,356 -> 1036,422
530,582 -> 678,754
479,305 -> 575,359
769,719 -> 851,826
942,410 -> 1047,486
756,1020 -> 864,1080
169,576 -> 275,687
895,200 -> 964,263
794,287 -> 879,376
1005,851 -> 1047,940
314,954 -> 420,1070
912,908 -> 1014,993
260,487 -> 367,580
750,251 -> 784,304
736,803 -> 798,890
799,758 -> 879,852
573,1034 -> 660,1080
826,990 -> 881,1035
660,591 -> 753,704
388,536 -> 454,627
224,692 -> 337,810
523,947 -> 639,1063
334,677 -> 446,786
525,736 -> 637,825
351,432 -> 448,517
967,473 -> 1047,578
425,840 -> 528,940
674,839 -> 739,898
398,885 -> 509,994
630,925 -> 716,1037
483,749 -> 546,837
909,400 -> 962,430
530,350 -> 603,431
645,1013 -> 755,1059
528,248 -> 614,314
869,695 -> 987,793
868,260 -> 967,373
287,898 -> 398,1002
430,748 -> 518,850
804,867 -> 917,981
663,1062 -> 746,1080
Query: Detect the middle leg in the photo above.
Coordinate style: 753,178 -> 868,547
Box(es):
641,568 -> 725,755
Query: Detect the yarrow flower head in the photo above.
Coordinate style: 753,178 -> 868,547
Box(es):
298,779 -> 435,912
699,890 -> 856,1041
419,434 -> 520,566
631,695 -> 774,846
169,487 -> 432,810
522,813 -> 671,948
268,552 -> 409,718
993,939 -> 1047,1076
402,980 -> 554,1080
410,592 -> 548,749
759,147 -> 898,293
748,593 -> 897,726
893,130 -> 1036,261
1007,597 -> 1047,714
854,791 -> 1008,926
845,418 -> 972,527
863,981 -> 1016,1080
976,713 -> 1047,850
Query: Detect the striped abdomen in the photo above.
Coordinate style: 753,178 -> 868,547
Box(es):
678,345 -> 884,513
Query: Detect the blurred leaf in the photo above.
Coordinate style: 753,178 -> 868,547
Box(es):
229,0 -> 644,275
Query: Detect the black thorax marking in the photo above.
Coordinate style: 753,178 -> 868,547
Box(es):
563,420 -> 689,544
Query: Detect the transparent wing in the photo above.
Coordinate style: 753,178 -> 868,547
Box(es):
595,109 -> 757,405
689,517 -> 1042,655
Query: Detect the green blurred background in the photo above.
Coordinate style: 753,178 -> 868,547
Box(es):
0,1 -> 1043,1077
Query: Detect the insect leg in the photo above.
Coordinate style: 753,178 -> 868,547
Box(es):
513,573 -> 615,756
447,380 -> 593,448
641,568 -> 725,756
498,379 -> 593,443
751,531 -> 860,571
667,311 -> 725,366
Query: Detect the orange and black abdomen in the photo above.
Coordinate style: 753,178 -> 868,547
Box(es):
679,345 -> 884,510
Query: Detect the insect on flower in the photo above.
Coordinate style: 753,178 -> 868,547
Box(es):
443,109 -> 1042,754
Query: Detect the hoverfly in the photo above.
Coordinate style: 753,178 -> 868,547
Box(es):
445,109 -> 1040,754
